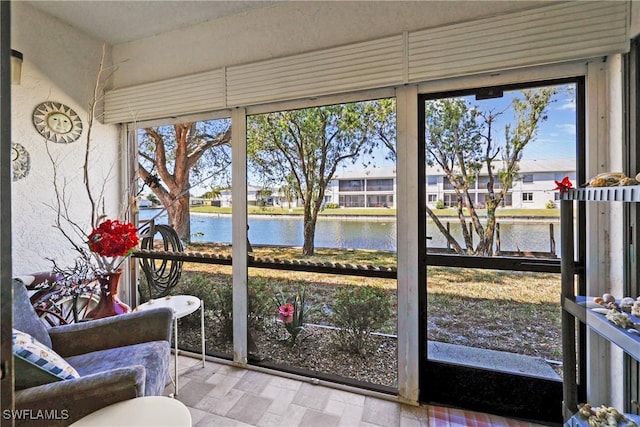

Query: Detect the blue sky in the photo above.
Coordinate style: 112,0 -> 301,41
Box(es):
356,82 -> 577,172
472,83 -> 577,161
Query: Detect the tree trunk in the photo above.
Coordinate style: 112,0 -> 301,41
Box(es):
167,195 -> 191,244
426,206 -> 464,254
302,217 -> 317,256
476,201 -> 498,256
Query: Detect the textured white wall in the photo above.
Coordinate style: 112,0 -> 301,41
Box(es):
111,1 -> 547,88
11,3 -> 121,274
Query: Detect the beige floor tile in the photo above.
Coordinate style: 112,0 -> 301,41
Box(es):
261,385 -> 297,415
195,412 -> 253,427
324,399 -> 347,417
177,359 -> 545,427
399,415 -> 423,427
198,388 -> 245,416
188,407 -> 210,425
205,373 -> 243,397
267,375 -> 303,392
338,403 -> 364,427
328,388 -> 366,407
299,408 -> 341,427
217,364 -> 250,378
291,382 -> 332,410
255,411 -> 283,427
226,393 -> 273,425
361,396 -> 400,426
176,380 -> 215,407
278,403 -> 307,426
233,370 -> 273,395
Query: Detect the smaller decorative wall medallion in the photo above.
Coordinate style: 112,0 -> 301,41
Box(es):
32,101 -> 83,144
12,143 -> 30,181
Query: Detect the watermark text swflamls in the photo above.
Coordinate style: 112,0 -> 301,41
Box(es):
2,409 -> 69,421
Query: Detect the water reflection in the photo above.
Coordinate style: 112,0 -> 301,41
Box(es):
140,209 -> 559,254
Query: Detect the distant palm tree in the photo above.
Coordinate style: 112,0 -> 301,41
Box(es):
201,186 -> 223,200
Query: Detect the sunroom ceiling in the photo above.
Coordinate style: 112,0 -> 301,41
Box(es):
24,0 -> 278,45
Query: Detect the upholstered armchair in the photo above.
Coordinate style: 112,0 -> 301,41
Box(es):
12,278 -> 173,426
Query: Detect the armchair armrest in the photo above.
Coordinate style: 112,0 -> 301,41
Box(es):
14,366 -> 145,427
49,307 -> 173,358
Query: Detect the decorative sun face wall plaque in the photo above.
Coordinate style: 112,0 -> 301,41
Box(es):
12,143 -> 30,181
32,101 -> 83,143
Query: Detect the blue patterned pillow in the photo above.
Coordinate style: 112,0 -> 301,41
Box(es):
12,328 -> 80,389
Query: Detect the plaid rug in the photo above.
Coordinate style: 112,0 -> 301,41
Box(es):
427,405 -> 545,427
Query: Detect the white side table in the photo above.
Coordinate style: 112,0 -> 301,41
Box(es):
135,295 -> 205,396
70,396 -> 191,426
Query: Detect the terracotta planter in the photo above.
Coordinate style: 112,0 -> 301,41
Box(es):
85,269 -> 131,319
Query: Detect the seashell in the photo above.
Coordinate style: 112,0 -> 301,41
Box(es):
592,308 -> 610,315
602,293 -> 616,304
606,302 -> 619,310
636,172 -> 640,182
621,297 -> 636,312
586,172 -> 626,187
606,310 -> 635,328
619,177 -> 639,186
594,297 -> 605,305
632,301 -> 640,317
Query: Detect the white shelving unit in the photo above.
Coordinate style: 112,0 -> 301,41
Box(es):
560,186 -> 640,422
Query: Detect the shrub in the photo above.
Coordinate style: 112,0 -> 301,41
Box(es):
435,199 -> 445,209
171,274 -> 271,340
324,202 -> 339,209
545,200 -> 556,209
330,286 -> 392,356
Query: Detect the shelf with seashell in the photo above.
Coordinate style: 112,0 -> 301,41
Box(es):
565,296 -> 640,363
559,181 -> 640,421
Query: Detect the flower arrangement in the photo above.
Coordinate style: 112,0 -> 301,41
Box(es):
87,219 -> 139,273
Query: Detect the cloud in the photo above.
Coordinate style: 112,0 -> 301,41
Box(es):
556,124 -> 575,135
557,100 -> 576,111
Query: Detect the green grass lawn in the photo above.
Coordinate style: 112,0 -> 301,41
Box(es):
167,243 -> 561,362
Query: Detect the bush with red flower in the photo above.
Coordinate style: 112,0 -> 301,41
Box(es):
274,288 -> 316,346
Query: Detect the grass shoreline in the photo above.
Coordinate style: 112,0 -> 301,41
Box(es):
182,205 -> 561,218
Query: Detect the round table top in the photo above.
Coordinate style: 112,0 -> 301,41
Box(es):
70,396 -> 191,426
135,294 -> 201,319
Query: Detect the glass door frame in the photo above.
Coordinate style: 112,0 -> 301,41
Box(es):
417,77 -> 586,424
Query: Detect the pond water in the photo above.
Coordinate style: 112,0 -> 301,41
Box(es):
140,209 -> 561,255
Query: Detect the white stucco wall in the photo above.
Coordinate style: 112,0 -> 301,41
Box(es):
11,3 -> 121,274
111,1 -> 548,89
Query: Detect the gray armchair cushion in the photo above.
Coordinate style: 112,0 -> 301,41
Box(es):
14,366 -> 145,427
48,307 -> 173,358
66,341 -> 170,396
12,279 -> 51,348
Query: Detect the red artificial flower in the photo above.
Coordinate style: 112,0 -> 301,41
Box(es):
278,303 -> 295,324
553,176 -> 573,192
88,219 -> 139,258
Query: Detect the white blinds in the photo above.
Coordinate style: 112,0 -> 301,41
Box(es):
104,1 -> 629,124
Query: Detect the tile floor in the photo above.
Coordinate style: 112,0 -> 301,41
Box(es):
166,354 -> 546,427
